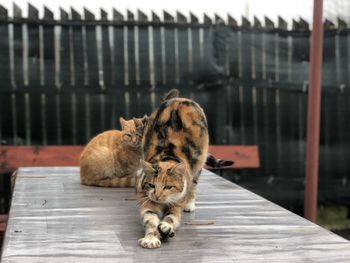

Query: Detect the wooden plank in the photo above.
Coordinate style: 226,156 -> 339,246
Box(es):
0,16 -> 11,89
113,23 -> 125,86
151,14 -> 163,86
0,145 -> 259,173
2,167 -> 350,262
138,25 -> 150,86
84,9 -> 99,87
100,23 -> 112,87
207,145 -> 259,169
0,146 -> 82,173
0,214 -> 8,233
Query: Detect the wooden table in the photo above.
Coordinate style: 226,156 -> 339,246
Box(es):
2,167 -> 350,262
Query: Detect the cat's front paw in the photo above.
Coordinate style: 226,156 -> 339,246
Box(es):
183,200 -> 195,212
138,235 -> 161,249
158,222 -> 175,237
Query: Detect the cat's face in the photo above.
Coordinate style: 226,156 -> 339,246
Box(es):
120,116 -> 148,148
140,160 -> 187,204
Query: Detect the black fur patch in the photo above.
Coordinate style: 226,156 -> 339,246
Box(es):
181,145 -> 197,170
181,137 -> 201,169
161,155 -> 180,163
143,102 -> 168,152
156,143 -> 176,157
180,100 -> 197,107
186,137 -> 202,157
169,110 -> 183,131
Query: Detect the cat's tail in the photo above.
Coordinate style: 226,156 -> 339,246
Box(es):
205,154 -> 234,169
161,89 -> 180,102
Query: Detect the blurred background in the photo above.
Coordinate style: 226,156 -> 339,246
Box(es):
0,0 -> 350,240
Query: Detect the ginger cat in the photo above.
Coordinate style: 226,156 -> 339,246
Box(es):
137,97 -> 209,248
80,116 -> 148,187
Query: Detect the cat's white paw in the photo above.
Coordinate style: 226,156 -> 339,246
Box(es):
183,200 -> 195,212
158,222 -> 175,237
138,235 -> 161,249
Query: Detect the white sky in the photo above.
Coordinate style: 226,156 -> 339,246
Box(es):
1,0 -> 314,27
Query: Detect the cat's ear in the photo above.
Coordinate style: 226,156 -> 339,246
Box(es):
171,162 -> 186,176
133,117 -> 142,127
140,160 -> 155,173
119,117 -> 128,130
141,115 -> 148,126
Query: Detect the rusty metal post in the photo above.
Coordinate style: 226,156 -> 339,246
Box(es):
304,0 -> 324,222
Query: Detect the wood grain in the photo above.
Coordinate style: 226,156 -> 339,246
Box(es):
0,145 -> 259,173
1,167 -> 350,262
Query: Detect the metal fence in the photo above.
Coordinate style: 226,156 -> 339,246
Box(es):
0,4 -> 350,206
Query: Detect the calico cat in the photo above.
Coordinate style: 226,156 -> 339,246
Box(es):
137,97 -> 209,249
80,116 -> 148,187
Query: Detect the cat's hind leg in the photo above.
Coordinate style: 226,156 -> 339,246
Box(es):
183,170 -> 201,212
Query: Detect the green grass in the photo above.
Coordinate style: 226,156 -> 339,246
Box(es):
317,205 -> 350,231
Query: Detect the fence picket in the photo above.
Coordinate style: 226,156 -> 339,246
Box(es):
0,7 -> 350,200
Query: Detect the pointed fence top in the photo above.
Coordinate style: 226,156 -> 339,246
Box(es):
100,8 -> 108,21
137,9 -> 148,22
323,19 -> 335,30
215,14 -> 225,24
337,18 -> 347,30
176,11 -> 187,23
152,11 -> 160,22
28,3 -> 38,19
13,2 -> 22,18
203,14 -> 212,24
278,16 -> 288,30
84,8 -> 95,21
253,16 -> 262,29
113,9 -> 123,22
241,16 -> 251,28
190,12 -> 198,24
0,4 -> 8,20
299,18 -> 309,30
227,15 -> 237,27
60,7 -> 69,21
44,6 -> 54,20
71,7 -> 81,20
127,10 -> 134,21
292,19 -> 299,30
164,11 -> 174,22
265,16 -> 274,29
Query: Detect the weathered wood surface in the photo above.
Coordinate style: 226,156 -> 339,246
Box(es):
206,145 -> 259,169
2,167 -> 350,262
0,145 -> 259,173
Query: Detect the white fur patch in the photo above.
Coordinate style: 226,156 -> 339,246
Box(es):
142,212 -> 160,228
184,199 -> 195,212
168,180 -> 187,203
165,214 -> 179,228
136,169 -> 144,177
138,235 -> 161,249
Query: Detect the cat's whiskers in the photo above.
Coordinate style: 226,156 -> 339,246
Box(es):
137,196 -> 151,208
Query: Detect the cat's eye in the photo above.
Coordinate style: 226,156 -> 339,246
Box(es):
125,133 -> 132,137
164,186 -> 173,190
147,183 -> 155,188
